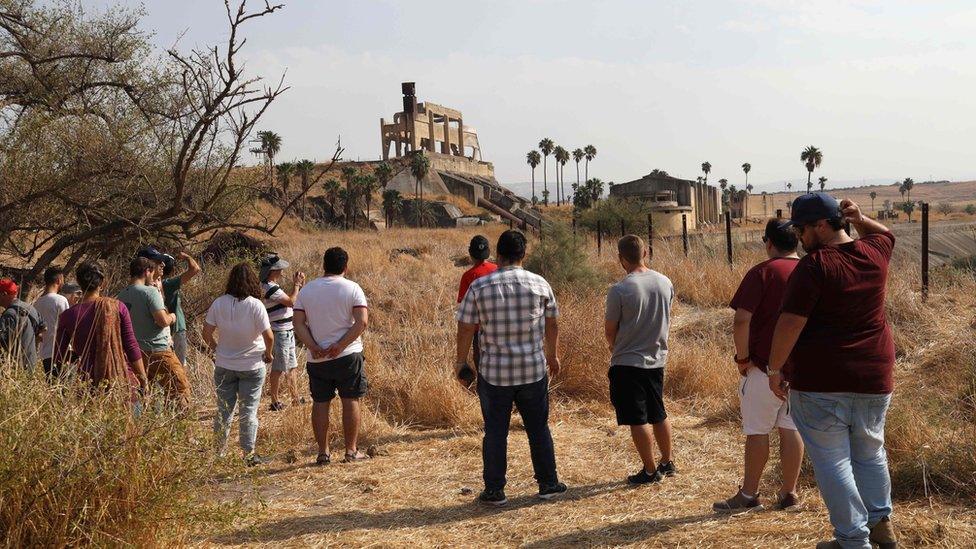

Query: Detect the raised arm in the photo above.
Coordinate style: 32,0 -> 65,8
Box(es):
842,199 -> 889,236
177,252 -> 202,285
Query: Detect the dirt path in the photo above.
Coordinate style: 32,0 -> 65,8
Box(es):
200,407 -> 975,547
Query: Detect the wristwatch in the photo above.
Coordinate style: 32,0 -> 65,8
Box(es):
733,354 -> 751,365
767,369 -> 782,377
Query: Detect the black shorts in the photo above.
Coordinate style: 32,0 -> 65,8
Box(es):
608,365 -> 667,426
307,352 -> 368,402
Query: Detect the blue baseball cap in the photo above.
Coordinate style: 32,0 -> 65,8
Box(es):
136,245 -> 167,263
785,192 -> 842,227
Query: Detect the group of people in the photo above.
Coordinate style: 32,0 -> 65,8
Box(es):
0,193 -> 897,549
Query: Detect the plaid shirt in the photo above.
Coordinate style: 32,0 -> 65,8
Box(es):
456,266 -> 558,386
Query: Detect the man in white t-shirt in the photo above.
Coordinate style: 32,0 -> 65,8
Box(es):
33,267 -> 70,379
293,247 -> 369,465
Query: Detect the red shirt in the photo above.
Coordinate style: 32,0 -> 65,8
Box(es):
781,232 -> 896,394
458,261 -> 498,303
729,257 -> 799,372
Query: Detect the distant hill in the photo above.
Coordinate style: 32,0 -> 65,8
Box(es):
764,179 -> 976,209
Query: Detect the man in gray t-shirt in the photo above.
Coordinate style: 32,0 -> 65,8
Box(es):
604,235 -> 675,485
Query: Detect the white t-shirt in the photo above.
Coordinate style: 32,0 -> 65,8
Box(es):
204,295 -> 271,371
33,292 -> 69,360
294,275 -> 368,362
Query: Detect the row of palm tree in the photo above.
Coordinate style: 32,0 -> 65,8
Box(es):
527,140 -> 596,206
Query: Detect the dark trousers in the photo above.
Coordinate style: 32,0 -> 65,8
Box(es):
477,374 -> 558,491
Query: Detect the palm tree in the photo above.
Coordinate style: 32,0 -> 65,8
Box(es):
902,177 -> 914,203
359,174 -> 379,225
554,146 -> 569,206
818,176 -> 827,191
573,148 -> 585,189
257,130 -> 282,184
899,184 -> 906,199
746,183 -> 754,194
340,166 -> 358,229
295,159 -> 315,221
869,191 -> 877,212
539,138 -> 555,206
410,151 -> 431,227
742,163 -> 751,188
526,150 -> 541,204
374,161 -> 394,190
701,161 -> 712,184
323,178 -> 341,221
382,189 -> 403,228
719,178 -> 729,208
276,161 -> 295,197
584,144 -> 597,181
800,145 -> 823,193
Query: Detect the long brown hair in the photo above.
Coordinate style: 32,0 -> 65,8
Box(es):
225,262 -> 262,299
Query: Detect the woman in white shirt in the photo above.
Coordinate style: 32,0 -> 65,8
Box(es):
203,262 -> 274,466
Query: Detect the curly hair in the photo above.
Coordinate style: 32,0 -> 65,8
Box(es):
225,262 -> 262,300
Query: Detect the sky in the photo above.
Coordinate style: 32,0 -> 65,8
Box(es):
103,0 -> 976,193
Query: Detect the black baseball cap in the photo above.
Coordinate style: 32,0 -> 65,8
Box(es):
468,235 -> 490,261
136,245 -> 166,263
785,192 -> 842,227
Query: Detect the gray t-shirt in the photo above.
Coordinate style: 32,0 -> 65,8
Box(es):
605,270 -> 673,369
0,299 -> 44,369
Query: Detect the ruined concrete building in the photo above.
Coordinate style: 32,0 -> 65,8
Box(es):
376,83 -> 541,230
609,171 -> 721,231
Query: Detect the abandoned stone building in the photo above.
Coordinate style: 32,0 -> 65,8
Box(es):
609,171 -> 721,231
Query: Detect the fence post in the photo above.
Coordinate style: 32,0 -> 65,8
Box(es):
509,218 -> 514,230
597,220 -> 602,256
572,216 -> 577,236
725,211 -> 733,267
922,202 -> 929,300
620,218 -> 626,237
647,213 -> 654,262
681,214 -> 689,257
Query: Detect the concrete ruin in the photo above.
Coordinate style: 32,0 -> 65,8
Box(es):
609,171 -> 721,232
375,83 -> 541,230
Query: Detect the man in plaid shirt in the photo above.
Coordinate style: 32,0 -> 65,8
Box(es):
456,230 -> 566,505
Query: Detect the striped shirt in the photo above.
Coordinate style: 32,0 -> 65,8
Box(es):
261,282 -> 293,331
456,266 -> 559,386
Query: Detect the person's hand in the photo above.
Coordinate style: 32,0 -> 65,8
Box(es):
177,251 -> 191,261
840,199 -> 863,224
294,271 -> 306,287
262,349 -> 274,364
153,278 -> 163,293
308,344 -> 329,360
454,362 -> 476,393
737,360 -> 754,377
138,374 -> 150,393
547,354 -> 561,377
323,343 -> 342,359
768,372 -> 789,401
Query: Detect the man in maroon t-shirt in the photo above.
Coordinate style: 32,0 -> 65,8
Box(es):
766,193 -> 897,549
457,235 -> 498,368
713,219 -> 804,514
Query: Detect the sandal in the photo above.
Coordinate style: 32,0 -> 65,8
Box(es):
343,451 -> 370,463
315,453 -> 331,466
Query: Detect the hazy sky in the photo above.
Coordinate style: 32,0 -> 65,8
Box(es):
108,0 -> 975,192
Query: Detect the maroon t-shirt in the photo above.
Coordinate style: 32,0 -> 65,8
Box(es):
729,257 -> 799,372
781,232 -> 896,394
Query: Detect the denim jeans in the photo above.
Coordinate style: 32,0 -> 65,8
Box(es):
477,374 -> 558,491
790,391 -> 893,549
214,366 -> 267,454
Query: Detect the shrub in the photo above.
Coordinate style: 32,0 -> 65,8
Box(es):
965,204 -> 976,216
526,222 -> 607,294
0,368 -> 233,546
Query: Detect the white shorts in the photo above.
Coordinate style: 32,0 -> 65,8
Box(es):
739,366 -> 796,435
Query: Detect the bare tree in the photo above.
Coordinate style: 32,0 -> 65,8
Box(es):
0,0 -> 342,285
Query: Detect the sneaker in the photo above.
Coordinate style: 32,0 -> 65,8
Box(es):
774,492 -> 800,510
628,468 -> 664,485
478,489 -> 508,506
870,516 -> 897,549
269,401 -> 286,412
712,488 -> 763,514
244,453 -> 267,467
656,461 -> 677,477
538,481 -> 568,500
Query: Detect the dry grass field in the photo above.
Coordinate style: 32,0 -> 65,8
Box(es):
4,220 -> 976,547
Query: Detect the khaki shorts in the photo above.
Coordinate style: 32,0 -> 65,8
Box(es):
739,366 -> 795,435
143,349 -> 191,403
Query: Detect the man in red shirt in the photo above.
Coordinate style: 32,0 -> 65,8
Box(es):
767,193 -> 897,549
713,219 -> 804,514
458,235 -> 498,368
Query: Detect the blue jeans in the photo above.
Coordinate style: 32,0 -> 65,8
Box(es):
790,391 -> 893,549
214,366 -> 267,454
477,374 -> 558,491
